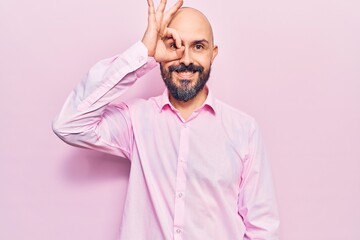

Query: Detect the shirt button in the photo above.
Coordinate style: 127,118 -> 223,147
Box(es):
177,192 -> 183,198
176,228 -> 181,234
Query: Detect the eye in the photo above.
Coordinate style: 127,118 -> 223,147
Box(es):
194,44 -> 204,50
169,42 -> 177,50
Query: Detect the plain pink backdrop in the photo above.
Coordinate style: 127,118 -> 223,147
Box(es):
1,0 -> 359,239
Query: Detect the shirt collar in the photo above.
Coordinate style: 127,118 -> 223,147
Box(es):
155,86 -> 217,115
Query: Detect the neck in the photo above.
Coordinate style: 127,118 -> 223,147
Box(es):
169,87 -> 208,121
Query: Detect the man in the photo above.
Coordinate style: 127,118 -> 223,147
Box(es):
53,0 -> 280,239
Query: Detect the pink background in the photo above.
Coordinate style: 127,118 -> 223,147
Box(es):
1,0 -> 359,239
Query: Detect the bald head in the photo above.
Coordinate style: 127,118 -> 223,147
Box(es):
168,7 -> 215,46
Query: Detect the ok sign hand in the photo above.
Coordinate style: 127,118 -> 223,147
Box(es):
142,0 -> 185,62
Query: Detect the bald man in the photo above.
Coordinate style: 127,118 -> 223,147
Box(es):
53,0 -> 280,239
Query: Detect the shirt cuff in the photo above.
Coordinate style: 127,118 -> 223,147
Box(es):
111,41 -> 158,79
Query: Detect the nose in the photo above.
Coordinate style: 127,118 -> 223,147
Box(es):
179,47 -> 193,66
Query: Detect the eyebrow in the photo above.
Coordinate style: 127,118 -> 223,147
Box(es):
163,37 -> 210,45
192,39 -> 209,45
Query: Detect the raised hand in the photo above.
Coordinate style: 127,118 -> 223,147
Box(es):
142,0 -> 184,62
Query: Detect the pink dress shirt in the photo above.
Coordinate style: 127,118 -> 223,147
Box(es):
53,41 -> 279,240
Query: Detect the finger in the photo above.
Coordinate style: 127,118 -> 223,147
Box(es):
147,0 -> 155,14
161,46 -> 184,62
164,27 -> 182,48
156,0 -> 167,15
155,0 -> 167,29
175,46 -> 185,58
162,0 -> 183,26
147,0 -> 154,8
156,0 -> 167,12
147,0 -> 155,22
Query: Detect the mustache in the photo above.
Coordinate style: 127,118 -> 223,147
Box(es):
168,63 -> 204,73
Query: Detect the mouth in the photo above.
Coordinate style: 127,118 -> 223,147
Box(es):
174,69 -> 198,73
174,70 -> 198,79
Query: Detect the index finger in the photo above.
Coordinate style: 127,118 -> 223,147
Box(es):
147,0 -> 155,19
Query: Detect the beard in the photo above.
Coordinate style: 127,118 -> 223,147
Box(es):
160,63 -> 211,102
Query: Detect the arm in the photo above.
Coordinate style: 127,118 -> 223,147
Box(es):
52,42 -> 157,159
238,122 -> 280,239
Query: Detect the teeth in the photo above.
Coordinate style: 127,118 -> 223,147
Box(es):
175,70 -> 197,74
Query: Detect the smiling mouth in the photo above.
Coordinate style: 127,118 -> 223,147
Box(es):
175,71 -> 197,79
175,69 -> 198,73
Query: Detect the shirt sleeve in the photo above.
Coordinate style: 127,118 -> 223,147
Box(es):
238,121 -> 280,240
52,41 -> 158,159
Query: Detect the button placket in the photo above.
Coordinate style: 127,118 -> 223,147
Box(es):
173,126 -> 189,240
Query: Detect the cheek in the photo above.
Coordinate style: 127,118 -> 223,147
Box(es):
195,53 -> 213,68
199,61 -> 211,72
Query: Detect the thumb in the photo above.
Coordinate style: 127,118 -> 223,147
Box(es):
162,45 -> 184,62
175,45 -> 185,59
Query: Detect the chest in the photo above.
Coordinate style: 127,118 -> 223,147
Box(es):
132,109 -> 244,190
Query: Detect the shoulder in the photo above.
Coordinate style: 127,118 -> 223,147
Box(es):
125,94 -> 162,115
214,99 -> 261,159
214,98 -> 257,131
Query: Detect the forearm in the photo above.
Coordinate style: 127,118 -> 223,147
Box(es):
239,122 -> 280,239
52,41 -> 157,155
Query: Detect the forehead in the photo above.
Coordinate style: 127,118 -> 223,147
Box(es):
168,8 -> 213,43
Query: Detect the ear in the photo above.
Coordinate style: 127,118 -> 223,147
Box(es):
211,45 -> 218,64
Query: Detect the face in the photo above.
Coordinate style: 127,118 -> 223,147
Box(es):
160,8 -> 218,102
